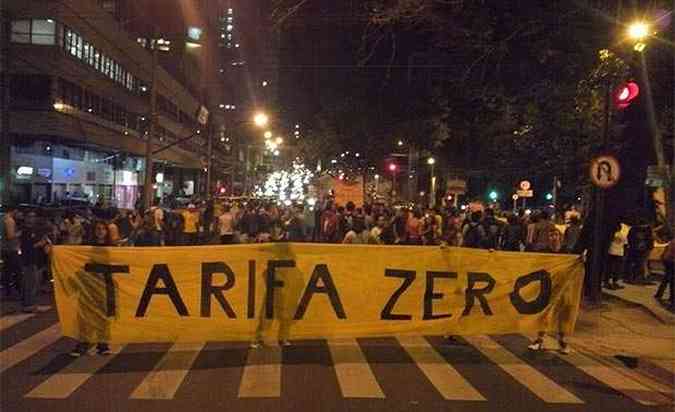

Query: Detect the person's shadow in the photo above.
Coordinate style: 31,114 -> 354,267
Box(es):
254,242 -> 305,344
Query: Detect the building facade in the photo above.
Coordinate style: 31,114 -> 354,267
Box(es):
2,0 -> 230,207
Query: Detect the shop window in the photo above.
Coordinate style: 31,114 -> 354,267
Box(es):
32,19 -> 56,45
10,20 -> 30,43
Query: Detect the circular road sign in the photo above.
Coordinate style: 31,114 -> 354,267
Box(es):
519,180 -> 531,191
512,194 -> 519,200
590,155 -> 621,189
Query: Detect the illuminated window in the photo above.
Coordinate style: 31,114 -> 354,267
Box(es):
11,19 -> 56,44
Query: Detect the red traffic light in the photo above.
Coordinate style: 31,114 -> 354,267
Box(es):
613,82 -> 639,110
388,163 -> 398,172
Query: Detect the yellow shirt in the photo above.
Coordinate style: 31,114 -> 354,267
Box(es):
182,211 -> 199,233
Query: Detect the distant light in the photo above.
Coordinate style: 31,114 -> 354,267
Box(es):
295,124 -> 300,129
355,153 -> 360,157
294,131 -> 300,136
264,131 -> 273,139
397,140 -> 403,146
219,104 -> 225,109
262,81 -> 268,87
546,193 -> 553,200
627,21 -> 649,41
53,102 -> 65,110
220,136 -> 226,142
331,159 -> 337,164
186,42 -> 202,49
45,145 -> 51,152
140,116 -> 146,121
374,174 -> 380,180
273,150 -> 280,156
420,191 -> 426,196
219,187 -> 227,194
235,43 -> 240,48
275,137 -> 283,144
307,197 -> 317,206
427,157 -> 435,165
409,175 -> 414,179
196,130 -> 201,134
87,108 -> 93,113
253,112 -> 269,127
489,191 -> 498,201
17,166 -> 34,176
140,86 -> 148,92
46,19 -> 54,23
227,24 -> 233,31
389,164 -> 397,172
123,130 -> 129,135
155,173 -> 164,183
634,42 -> 646,52
460,205 -> 467,210
525,209 -> 532,215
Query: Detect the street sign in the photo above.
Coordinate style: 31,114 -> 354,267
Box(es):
590,155 -> 621,189
512,194 -> 519,200
519,180 -> 531,191
516,190 -> 533,198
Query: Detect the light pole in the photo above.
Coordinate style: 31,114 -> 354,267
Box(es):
389,163 -> 398,200
427,157 -> 436,207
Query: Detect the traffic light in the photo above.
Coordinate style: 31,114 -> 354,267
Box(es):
613,81 -> 640,110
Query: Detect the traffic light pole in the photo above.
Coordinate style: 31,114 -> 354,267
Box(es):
589,82 -> 612,305
143,31 -> 158,210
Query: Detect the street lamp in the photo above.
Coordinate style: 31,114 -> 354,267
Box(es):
427,157 -> 436,207
627,21 -> 650,41
264,131 -> 272,139
275,137 -> 283,144
253,112 -> 269,128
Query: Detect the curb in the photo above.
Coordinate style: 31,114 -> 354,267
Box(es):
602,291 -> 675,325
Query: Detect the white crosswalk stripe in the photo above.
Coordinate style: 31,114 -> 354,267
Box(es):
398,336 -> 485,401
0,313 -> 35,332
0,324 -> 62,373
130,342 -> 204,399
26,345 -> 125,399
328,338 -> 385,398
0,326 -> 668,405
463,335 -> 584,404
238,344 -> 282,398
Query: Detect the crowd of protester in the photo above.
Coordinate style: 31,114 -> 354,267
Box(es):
1,196 -> 673,352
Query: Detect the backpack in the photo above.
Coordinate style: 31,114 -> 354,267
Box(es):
482,219 -> 501,249
463,223 -> 485,248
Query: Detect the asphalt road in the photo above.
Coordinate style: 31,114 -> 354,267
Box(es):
0,296 -> 672,412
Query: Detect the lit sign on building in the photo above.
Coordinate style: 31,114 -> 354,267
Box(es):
187,26 -> 203,41
17,166 -> 34,177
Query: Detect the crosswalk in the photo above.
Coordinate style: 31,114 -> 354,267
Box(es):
0,310 -> 673,407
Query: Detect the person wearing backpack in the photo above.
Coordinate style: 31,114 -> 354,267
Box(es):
462,211 -> 486,249
531,210 -> 556,252
481,208 -> 504,249
625,216 -> 654,285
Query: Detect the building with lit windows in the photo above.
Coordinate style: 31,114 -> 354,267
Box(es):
1,0 -> 226,206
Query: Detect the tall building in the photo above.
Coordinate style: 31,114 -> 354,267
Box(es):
1,0 -> 223,206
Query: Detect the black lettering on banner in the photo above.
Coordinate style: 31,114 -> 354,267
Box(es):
135,264 -> 189,317
83,263 -> 129,317
265,260 -> 295,319
380,269 -> 416,320
509,270 -> 552,314
423,271 -> 457,320
294,264 -> 346,320
461,272 -> 495,316
200,262 -> 236,318
247,260 -> 256,319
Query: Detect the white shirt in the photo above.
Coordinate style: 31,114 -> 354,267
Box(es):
608,230 -> 627,256
219,212 -> 234,235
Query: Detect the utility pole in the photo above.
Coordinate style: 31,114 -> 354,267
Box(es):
0,8 -> 11,205
206,122 -> 213,197
143,31 -> 158,210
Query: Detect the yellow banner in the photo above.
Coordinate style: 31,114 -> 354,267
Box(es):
51,244 -> 584,343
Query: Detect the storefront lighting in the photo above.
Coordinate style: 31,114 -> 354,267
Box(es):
53,102 -> 65,110
17,166 -> 34,176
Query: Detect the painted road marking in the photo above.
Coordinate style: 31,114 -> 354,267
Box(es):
327,338 -> 385,398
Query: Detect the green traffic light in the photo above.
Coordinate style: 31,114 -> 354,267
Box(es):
489,191 -> 498,201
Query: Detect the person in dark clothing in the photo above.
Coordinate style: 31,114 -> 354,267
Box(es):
625,217 -> 654,284
503,214 -> 525,251
562,216 -> 582,253
481,209 -> 505,249
19,211 -> 51,313
655,237 -> 674,310
462,211 -> 486,249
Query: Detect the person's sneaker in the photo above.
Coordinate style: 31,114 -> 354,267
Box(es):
96,344 -> 112,355
69,343 -> 90,358
528,340 -> 544,351
558,343 -> 571,355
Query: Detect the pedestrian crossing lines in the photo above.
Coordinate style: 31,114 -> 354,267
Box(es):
0,312 -> 672,407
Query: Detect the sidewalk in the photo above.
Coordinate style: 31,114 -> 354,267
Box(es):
603,281 -> 675,325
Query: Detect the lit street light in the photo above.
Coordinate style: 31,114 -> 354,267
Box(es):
275,137 -> 283,144
264,131 -> 273,139
427,157 -> 436,207
627,21 -> 650,40
253,112 -> 269,128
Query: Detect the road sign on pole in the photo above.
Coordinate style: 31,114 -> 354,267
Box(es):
519,180 -> 531,191
590,155 -> 621,189
516,190 -> 533,197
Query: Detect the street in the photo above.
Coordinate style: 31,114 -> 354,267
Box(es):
1,294 -> 672,412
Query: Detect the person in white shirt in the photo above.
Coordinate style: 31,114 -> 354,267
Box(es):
218,204 -> 236,244
605,221 -> 627,290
